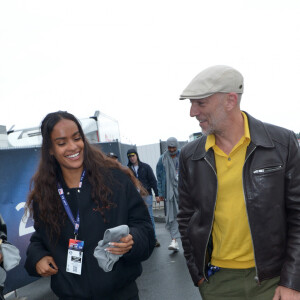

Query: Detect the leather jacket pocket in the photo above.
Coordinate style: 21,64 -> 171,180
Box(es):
187,210 -> 201,238
253,165 -> 283,174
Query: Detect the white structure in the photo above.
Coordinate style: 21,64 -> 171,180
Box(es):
0,125 -> 9,148
0,111 -> 121,149
137,143 -> 161,175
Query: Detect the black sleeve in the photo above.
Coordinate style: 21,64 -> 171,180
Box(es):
24,227 -> 52,277
178,148 -> 202,286
279,131 -> 300,291
147,165 -> 158,196
24,206 -> 51,278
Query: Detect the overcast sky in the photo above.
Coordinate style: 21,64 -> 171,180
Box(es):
1,0 -> 300,145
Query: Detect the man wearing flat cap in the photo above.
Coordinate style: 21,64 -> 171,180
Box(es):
156,137 -> 181,251
177,65 -> 300,299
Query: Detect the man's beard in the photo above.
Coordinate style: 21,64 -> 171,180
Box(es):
168,150 -> 177,155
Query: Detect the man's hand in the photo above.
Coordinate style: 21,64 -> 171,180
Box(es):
106,234 -> 134,255
197,278 -> 205,286
36,256 -> 58,277
155,196 -> 160,203
273,286 -> 300,300
157,196 -> 164,203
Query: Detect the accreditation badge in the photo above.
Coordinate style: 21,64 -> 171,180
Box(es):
66,239 -> 84,275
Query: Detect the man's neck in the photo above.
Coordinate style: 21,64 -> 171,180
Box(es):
215,111 -> 244,155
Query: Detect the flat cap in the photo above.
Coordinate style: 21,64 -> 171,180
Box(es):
180,65 -> 244,100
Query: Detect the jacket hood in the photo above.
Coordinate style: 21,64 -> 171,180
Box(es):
127,148 -> 140,166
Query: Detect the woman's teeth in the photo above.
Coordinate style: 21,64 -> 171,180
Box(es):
67,153 -> 79,158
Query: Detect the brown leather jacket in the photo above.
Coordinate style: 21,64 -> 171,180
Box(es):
178,112 -> 300,291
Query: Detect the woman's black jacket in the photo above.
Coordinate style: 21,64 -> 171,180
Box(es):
25,169 -> 155,299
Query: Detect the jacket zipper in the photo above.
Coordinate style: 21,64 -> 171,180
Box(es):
242,146 -> 260,285
203,157 -> 218,282
253,165 -> 283,174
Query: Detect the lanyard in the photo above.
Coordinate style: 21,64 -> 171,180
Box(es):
57,170 -> 86,240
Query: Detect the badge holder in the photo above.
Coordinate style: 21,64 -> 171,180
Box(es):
66,238 -> 84,275
57,170 -> 86,276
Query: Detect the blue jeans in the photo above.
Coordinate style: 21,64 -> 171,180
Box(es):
144,195 -> 156,238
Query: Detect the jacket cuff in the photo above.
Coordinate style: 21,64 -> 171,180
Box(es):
279,271 -> 300,292
25,250 -> 51,277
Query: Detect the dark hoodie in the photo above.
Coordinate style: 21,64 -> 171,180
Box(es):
0,215 -> 7,242
127,149 -> 158,197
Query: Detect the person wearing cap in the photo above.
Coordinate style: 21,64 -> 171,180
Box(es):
156,137 -> 181,251
177,65 -> 300,299
107,152 -> 119,161
127,149 -> 161,247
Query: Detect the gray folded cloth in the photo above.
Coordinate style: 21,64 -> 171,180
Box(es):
93,225 -> 129,272
1,243 -> 21,271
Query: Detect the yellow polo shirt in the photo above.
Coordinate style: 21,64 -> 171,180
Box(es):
205,112 -> 255,269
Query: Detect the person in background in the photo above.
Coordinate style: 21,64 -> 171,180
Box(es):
25,111 -> 155,300
156,137 -> 181,251
178,65 -> 300,299
127,149 -> 160,247
106,152 -> 118,161
0,215 -> 21,300
0,215 -> 7,300
106,151 -> 148,199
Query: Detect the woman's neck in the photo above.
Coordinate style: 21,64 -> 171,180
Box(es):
62,167 -> 84,188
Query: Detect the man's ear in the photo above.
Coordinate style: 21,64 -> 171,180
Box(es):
226,93 -> 238,110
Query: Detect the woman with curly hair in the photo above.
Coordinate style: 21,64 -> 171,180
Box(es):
24,111 -> 155,300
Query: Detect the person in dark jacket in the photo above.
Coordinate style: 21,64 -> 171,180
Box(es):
24,111 -> 155,300
127,149 -> 160,247
0,215 -> 7,300
178,65 -> 300,299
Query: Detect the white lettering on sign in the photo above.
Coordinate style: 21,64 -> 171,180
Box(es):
15,202 -> 35,236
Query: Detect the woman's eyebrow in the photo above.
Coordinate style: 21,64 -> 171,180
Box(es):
54,131 -> 80,141
72,131 -> 80,137
54,136 -> 66,141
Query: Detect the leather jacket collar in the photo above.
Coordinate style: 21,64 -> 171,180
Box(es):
191,111 -> 275,162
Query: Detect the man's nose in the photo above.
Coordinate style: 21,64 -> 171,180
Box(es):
190,102 -> 199,117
